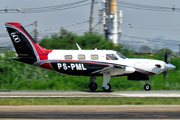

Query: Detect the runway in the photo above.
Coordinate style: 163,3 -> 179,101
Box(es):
0,90 -> 180,97
0,105 -> 180,119
1,91 -> 180,119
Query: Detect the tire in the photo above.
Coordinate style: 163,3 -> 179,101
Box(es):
89,82 -> 98,91
144,84 -> 151,91
102,83 -> 111,92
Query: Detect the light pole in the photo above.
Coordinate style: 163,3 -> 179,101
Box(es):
89,0 -> 94,33
179,44 -> 180,56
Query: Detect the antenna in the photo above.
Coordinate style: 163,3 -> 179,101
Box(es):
76,43 -> 82,50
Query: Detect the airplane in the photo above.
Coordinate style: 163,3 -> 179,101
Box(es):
5,22 -> 176,91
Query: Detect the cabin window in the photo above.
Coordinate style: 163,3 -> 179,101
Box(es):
91,54 -> 98,60
106,54 -> 118,60
64,55 -> 72,60
78,54 -> 85,60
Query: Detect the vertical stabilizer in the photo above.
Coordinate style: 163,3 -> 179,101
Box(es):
5,22 -> 52,64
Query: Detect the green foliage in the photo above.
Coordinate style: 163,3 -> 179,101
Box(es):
0,28 -> 180,91
1,98 -> 180,105
39,30 -> 116,50
139,45 -> 152,52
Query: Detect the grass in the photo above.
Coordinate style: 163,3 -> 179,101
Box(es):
0,97 -> 180,105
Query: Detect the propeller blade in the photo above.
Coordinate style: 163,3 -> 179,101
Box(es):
163,49 -> 170,83
164,50 -> 168,82
163,70 -> 168,81
164,50 -> 168,63
164,49 -> 170,64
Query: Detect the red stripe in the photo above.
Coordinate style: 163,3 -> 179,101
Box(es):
136,68 -> 156,75
40,62 -> 54,71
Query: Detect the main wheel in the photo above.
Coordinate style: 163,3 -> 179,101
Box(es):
102,83 -> 111,92
144,84 -> 151,91
89,82 -> 98,91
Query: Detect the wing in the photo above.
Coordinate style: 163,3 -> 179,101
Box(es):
91,64 -> 127,76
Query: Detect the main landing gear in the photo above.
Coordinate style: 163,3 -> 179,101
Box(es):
102,73 -> 111,92
89,76 -> 98,91
89,73 -> 111,92
144,80 -> 151,91
102,83 -> 111,92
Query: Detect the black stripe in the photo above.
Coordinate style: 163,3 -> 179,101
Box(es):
20,26 -> 37,43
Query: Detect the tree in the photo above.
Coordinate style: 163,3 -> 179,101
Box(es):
153,48 -> 173,61
139,45 -> 152,52
39,29 -> 116,50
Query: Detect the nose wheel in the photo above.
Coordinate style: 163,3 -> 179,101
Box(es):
144,80 -> 151,91
144,84 -> 151,91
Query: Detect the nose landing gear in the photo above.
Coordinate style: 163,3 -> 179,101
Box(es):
144,80 -> 151,91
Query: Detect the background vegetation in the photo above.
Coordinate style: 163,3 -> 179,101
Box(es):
0,29 -> 180,91
1,98 -> 180,105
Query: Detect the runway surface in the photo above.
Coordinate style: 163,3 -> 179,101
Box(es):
1,105 -> 180,119
0,90 -> 180,97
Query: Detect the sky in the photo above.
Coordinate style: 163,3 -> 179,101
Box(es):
0,0 -> 180,52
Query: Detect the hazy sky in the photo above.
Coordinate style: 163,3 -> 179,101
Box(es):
1,0 -> 180,52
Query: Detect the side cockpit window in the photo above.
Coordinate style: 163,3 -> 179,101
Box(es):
106,54 -> 118,60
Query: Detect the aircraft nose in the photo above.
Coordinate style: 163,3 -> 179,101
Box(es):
165,63 -> 176,70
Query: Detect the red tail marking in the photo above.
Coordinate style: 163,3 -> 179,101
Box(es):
6,22 -> 52,60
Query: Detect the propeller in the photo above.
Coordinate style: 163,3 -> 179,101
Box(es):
164,49 -> 170,64
163,49 -> 170,81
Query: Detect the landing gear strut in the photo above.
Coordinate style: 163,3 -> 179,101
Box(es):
89,74 -> 112,92
144,80 -> 151,91
102,73 -> 111,92
89,76 -> 97,91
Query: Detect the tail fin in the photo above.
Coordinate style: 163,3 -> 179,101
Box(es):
5,22 -> 52,64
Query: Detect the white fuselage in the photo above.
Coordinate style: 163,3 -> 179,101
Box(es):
47,49 -> 171,76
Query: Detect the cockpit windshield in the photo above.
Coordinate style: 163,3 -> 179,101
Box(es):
116,52 -> 127,59
106,54 -> 118,60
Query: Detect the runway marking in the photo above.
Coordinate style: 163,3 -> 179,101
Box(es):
0,91 -> 180,97
0,95 -> 117,98
116,93 -> 180,97
0,94 -> 180,97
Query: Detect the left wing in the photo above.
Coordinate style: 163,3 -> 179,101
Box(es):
91,64 -> 134,76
